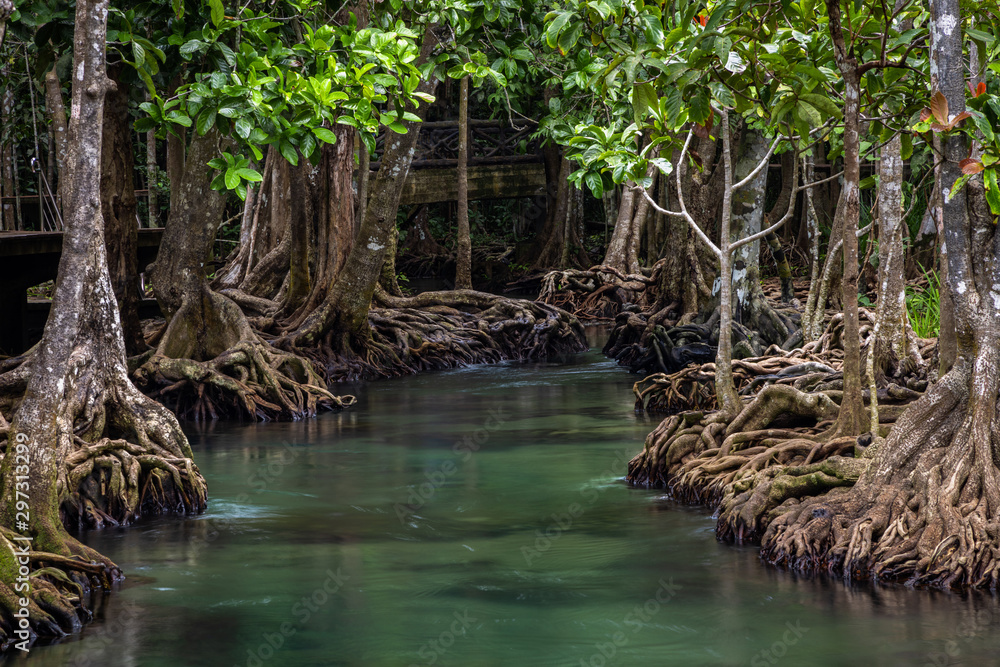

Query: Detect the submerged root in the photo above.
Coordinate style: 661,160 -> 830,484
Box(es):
132,341 -> 355,422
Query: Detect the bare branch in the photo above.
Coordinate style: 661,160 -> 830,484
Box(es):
733,135 -> 781,191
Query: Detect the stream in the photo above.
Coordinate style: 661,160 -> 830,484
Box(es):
7,331 -> 1000,666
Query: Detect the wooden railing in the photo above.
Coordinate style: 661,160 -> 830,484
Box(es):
369,119 -> 543,170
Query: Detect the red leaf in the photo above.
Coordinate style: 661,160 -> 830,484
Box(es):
690,150 -> 704,169
920,108 -> 931,122
930,123 -> 949,132
693,123 -> 709,139
930,91 -> 949,124
960,158 -> 985,175
946,111 -> 971,130
698,14 -> 707,26
968,81 -> 977,95
977,81 -> 987,98
704,107 -> 715,132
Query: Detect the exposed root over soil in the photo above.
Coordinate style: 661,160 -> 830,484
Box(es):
132,340 -> 356,422
292,290 -> 588,382
0,527 -> 121,648
538,264 -> 657,320
754,356 -> 1000,589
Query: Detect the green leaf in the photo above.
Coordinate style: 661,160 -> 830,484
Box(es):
584,172 -> 603,198
280,140 -> 299,166
313,127 -> 338,144
209,0 -> 224,27
985,169 -> 1000,216
235,117 -> 253,139
545,11 -> 573,50
950,173 -> 972,200
689,89 -> 712,125
225,167 -> 240,190
196,108 -> 217,135
179,40 -> 206,58
796,100 -> 823,128
633,82 -> 658,124
798,93 -> 843,121
386,120 -> 408,134
237,168 -> 263,182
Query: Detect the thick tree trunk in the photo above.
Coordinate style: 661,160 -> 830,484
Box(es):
752,0 -> 1000,590
149,130 -> 244,361
455,75 -> 472,289
282,29 -> 439,352
139,131 -> 343,420
101,64 -> 145,356
0,0 -> 205,644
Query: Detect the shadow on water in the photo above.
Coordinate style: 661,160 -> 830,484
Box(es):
7,328 -> 1000,667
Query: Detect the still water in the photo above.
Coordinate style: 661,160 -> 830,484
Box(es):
8,334 -> 1000,666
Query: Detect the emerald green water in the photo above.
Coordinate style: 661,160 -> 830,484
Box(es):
8,336 -> 1000,666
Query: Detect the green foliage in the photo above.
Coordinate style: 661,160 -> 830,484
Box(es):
906,268 -> 941,339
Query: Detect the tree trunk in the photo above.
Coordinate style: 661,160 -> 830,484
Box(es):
758,0 -> 1000,590
866,132 -> 921,383
44,66 -> 68,218
531,149 -> 589,270
139,131 -> 342,420
146,106 -> 158,227
1,81 -> 15,230
281,28 -> 439,352
165,77 -> 185,213
455,75 -> 472,289
827,0 -> 864,436
0,0 -> 205,644
101,64 -> 145,356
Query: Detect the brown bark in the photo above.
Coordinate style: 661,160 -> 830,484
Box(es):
101,64 -> 146,356
0,83 -> 13,230
281,27 -> 439,352
531,153 -> 589,270
827,0 -> 864,436
44,66 -> 68,217
455,75 -> 472,289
